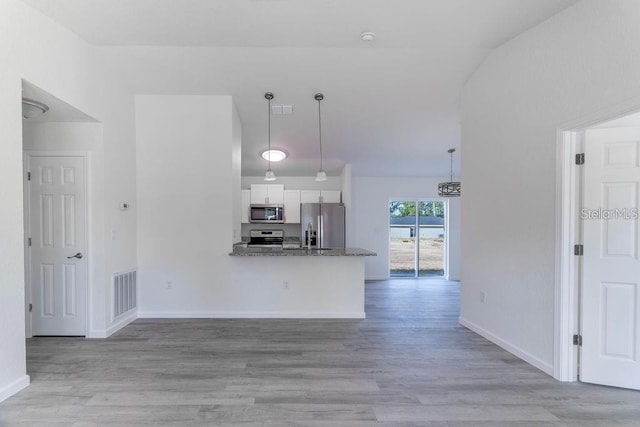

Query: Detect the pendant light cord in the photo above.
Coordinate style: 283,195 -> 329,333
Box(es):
263,92 -> 275,181
450,151 -> 453,183
268,96 -> 272,171
317,97 -> 323,171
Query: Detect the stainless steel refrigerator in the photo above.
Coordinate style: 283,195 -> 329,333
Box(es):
300,203 -> 345,248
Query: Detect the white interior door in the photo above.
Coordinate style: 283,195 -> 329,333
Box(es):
28,155 -> 87,336
581,127 -> 640,389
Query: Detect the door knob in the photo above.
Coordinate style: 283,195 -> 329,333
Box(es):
67,252 -> 83,259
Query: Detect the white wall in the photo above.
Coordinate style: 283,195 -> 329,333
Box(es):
351,177 -> 461,281
231,107 -> 242,243
136,95 -> 235,313
0,0 -> 135,401
341,164 -> 353,247
460,0 -> 640,375
136,96 -> 365,317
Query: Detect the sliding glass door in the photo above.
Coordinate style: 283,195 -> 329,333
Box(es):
417,201 -> 445,276
389,201 -> 417,277
389,200 -> 446,278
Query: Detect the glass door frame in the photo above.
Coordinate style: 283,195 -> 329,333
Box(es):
388,198 -> 449,279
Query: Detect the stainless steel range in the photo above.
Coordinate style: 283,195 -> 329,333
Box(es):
247,229 -> 284,248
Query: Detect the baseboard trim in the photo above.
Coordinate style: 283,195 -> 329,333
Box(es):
365,276 -> 389,281
88,311 -> 137,338
0,375 -> 30,403
138,311 -> 366,319
87,329 -> 106,338
107,311 -> 137,336
458,316 -> 553,376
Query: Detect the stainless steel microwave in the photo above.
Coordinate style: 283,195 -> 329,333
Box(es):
250,204 -> 285,223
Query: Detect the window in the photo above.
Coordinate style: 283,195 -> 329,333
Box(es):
389,200 -> 446,277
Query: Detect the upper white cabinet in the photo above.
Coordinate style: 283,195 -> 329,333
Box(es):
300,190 -> 321,204
251,185 -> 268,204
284,190 -> 301,223
300,190 -> 341,204
250,184 -> 284,205
245,186 -> 340,224
270,186 -> 285,204
321,190 -> 341,203
241,189 -> 250,224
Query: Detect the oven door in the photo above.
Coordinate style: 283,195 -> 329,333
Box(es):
250,205 -> 284,223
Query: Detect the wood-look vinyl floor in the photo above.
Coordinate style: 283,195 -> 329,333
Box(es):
2,279 -> 640,426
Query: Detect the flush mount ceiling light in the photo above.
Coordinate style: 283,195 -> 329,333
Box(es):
22,98 -> 49,119
260,149 -> 288,162
263,92 -> 276,181
314,93 -> 327,182
438,148 -> 461,197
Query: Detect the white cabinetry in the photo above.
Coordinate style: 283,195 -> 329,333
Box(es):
250,184 -> 284,204
251,185 -> 268,204
320,190 -> 341,203
300,190 -> 341,203
300,190 -> 321,204
241,189 -> 250,223
284,190 -> 301,223
244,186 -> 339,223
269,185 -> 285,204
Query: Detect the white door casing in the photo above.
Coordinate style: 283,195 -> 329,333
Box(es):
27,155 -> 87,336
581,127 -> 640,390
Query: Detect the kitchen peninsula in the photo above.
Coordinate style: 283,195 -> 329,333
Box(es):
229,246 -> 376,318
232,177 -> 376,318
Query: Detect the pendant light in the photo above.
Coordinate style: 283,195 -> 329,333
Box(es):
437,148 -> 461,197
314,93 -> 327,181
264,92 -> 276,181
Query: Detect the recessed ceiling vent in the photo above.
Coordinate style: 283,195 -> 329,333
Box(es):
272,105 -> 293,115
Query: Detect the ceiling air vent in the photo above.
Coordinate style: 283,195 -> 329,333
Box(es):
271,105 -> 293,115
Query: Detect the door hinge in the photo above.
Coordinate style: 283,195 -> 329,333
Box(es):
574,244 -> 584,256
573,334 -> 582,346
27,171 -> 31,181
575,153 -> 585,165
28,237 -> 32,247
29,303 -> 32,313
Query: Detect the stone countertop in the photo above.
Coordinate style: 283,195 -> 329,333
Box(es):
230,246 -> 376,257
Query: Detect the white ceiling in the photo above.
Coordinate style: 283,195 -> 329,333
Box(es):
21,0 -> 578,177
